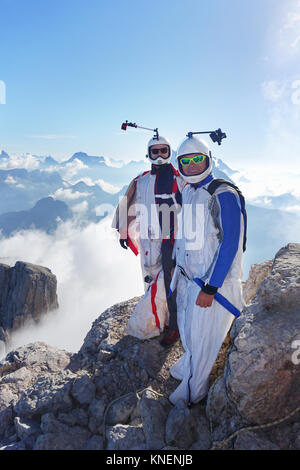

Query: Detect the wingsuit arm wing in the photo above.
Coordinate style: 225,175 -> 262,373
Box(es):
111,177 -> 137,240
206,191 -> 241,289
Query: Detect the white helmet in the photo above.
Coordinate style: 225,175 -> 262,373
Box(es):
146,135 -> 172,165
176,135 -> 212,183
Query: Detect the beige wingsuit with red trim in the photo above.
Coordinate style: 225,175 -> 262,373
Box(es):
112,165 -> 183,339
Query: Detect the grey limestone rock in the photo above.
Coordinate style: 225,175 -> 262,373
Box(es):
106,424 -> 147,450
139,388 -> 172,450
0,262 -> 59,334
105,392 -> 139,426
208,243 -> 300,449
0,243 -> 299,450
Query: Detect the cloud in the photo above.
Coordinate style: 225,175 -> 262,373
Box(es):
0,153 -> 40,170
49,158 -> 88,180
51,187 -> 91,200
71,177 -> 121,194
259,75 -> 300,168
282,11 -> 300,31
72,201 -> 89,213
0,216 -> 143,357
277,2 -> 300,57
4,175 -> 17,184
285,204 -> 300,212
27,134 -> 77,140
95,179 -> 121,194
233,167 -> 300,200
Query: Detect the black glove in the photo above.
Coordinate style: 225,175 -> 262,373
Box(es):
119,238 -> 129,250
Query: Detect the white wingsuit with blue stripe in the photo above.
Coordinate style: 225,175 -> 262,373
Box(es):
169,174 -> 245,405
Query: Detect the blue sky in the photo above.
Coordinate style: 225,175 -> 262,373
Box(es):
1,0 -> 300,170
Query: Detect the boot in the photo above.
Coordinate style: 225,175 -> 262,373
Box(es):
160,329 -> 180,347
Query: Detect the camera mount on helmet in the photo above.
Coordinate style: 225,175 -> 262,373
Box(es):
121,120 -> 159,140
186,128 -> 227,146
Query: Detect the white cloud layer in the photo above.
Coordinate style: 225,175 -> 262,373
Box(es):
234,167 -> 300,200
0,216 -> 144,357
51,187 -> 91,200
0,153 -> 40,170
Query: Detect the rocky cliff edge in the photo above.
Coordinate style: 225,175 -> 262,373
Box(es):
0,243 -> 299,450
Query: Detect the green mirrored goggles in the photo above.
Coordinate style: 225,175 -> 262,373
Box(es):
180,154 -> 207,166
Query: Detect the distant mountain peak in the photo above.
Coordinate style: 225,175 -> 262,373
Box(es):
213,157 -> 238,177
66,152 -> 106,165
44,156 -> 58,165
0,150 -> 9,158
72,152 -> 89,158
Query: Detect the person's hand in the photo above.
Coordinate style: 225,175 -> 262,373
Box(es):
196,291 -> 214,308
119,238 -> 129,249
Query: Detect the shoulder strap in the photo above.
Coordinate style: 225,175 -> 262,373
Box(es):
206,178 -> 247,252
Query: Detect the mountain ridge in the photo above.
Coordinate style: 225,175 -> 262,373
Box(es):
0,243 -> 299,450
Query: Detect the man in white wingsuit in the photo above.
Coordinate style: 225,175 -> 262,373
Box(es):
112,134 -> 184,345
168,134 -> 246,406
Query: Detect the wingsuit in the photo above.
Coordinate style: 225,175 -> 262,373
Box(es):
112,135 -> 184,342
169,134 -> 246,405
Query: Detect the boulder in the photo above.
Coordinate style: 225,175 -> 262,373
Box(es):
208,243 -> 300,449
139,388 -> 172,450
242,259 -> 273,304
0,243 -> 299,450
0,262 -> 59,335
106,424 -> 147,451
105,392 -> 139,426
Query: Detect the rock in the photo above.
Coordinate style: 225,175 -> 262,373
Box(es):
71,373 -> 96,405
77,297 -> 142,363
165,400 -> 209,449
0,341 -> 71,374
208,243 -> 300,449
1,440 -> 27,450
0,243 -> 298,450
14,370 -> 76,418
257,243 -> 300,312
40,412 -> 70,434
227,304 -> 300,425
105,392 -> 139,426
34,425 -> 90,450
242,259 -> 273,304
0,262 -> 59,335
82,435 -> 104,450
88,398 -> 106,433
0,406 -> 13,438
0,327 -> 8,344
140,388 -> 172,450
294,433 -> 300,450
76,297 -> 184,407
58,408 -> 89,428
34,412 -> 90,450
188,410 -> 211,450
106,424 -> 147,450
0,342 -> 71,440
37,411 -> 91,449
206,376 -> 244,443
14,416 -> 40,440
233,430 -> 280,450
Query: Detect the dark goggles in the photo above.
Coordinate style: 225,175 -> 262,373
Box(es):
151,147 -> 169,155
